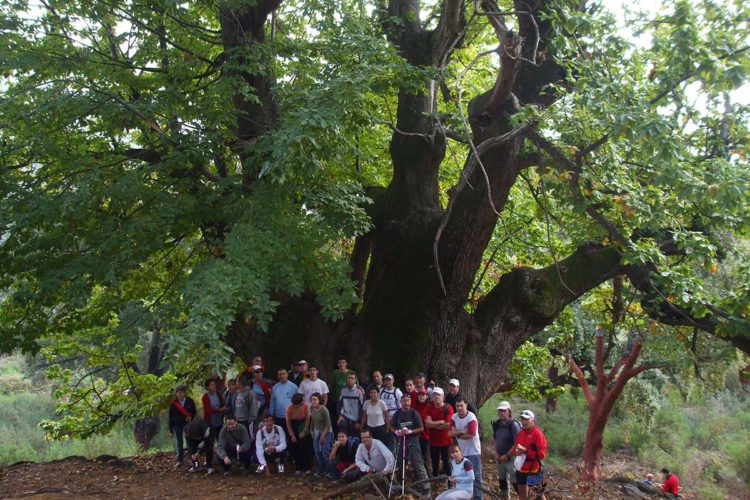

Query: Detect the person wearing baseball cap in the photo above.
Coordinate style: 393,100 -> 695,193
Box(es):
492,401 -> 521,499
511,410 -> 547,500
445,378 -> 477,415
424,387 -> 455,479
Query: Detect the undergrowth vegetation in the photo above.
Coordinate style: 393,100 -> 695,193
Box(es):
0,354 -> 171,465
479,374 -> 750,498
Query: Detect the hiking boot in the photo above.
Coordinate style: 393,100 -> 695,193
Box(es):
242,466 -> 250,476
223,470 -> 231,477
277,463 -> 285,473
256,464 -> 266,474
174,461 -> 183,469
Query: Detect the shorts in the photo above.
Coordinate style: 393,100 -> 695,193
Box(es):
517,471 -> 543,487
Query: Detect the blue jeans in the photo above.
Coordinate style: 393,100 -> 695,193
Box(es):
173,423 -> 186,463
313,432 -> 333,475
466,454 -> 483,500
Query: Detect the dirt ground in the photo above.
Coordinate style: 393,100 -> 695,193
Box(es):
0,451 -> 668,499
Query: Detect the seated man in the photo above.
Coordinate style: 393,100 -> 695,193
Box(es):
343,428 -> 395,482
184,416 -> 215,475
328,430 -> 360,480
215,414 -> 253,476
255,413 -> 288,474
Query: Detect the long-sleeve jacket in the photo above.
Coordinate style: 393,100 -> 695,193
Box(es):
168,397 -> 197,432
512,425 -> 547,473
234,387 -> 260,423
201,392 -> 225,424
215,424 -> 252,459
354,439 -> 395,473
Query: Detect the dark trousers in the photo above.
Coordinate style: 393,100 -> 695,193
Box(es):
289,419 -> 312,471
344,467 -> 366,482
220,446 -> 253,471
369,424 -> 388,444
430,444 -> 450,477
419,437 -> 432,475
173,423 -> 186,462
187,433 -> 214,468
264,449 -> 288,466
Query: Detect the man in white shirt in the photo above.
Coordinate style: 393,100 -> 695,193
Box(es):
298,365 -> 330,405
343,428 -> 395,482
450,398 -> 483,499
255,414 -> 288,475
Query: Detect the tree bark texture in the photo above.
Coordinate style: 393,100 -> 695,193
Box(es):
217,0 -> 732,416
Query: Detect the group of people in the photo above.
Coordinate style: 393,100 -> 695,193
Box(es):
167,355 -> 550,500
644,468 -> 681,496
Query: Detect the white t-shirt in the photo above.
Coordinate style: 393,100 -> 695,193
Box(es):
451,411 -> 481,456
298,378 -> 330,403
364,399 -> 388,427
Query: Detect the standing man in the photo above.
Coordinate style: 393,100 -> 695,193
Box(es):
492,401 -> 521,500
450,398 -> 483,500
337,372 -> 364,437
379,374 -> 402,418
391,394 -> 430,496
291,359 -> 308,386
445,379 -> 477,414
330,356 -> 355,420
511,410 -> 547,500
425,387 -> 454,480
168,384 -> 196,468
298,365 -> 330,405
371,370 -> 384,392
234,376 -> 260,434
250,365 -> 272,416
414,372 -> 432,398
269,368 -> 299,441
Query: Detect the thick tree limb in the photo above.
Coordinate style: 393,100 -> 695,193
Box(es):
431,0 -> 466,66
569,357 -> 595,407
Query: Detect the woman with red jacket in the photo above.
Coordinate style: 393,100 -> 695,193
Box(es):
201,379 -> 227,440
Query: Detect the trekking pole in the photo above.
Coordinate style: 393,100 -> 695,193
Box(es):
387,435 -> 399,498
401,430 -> 407,495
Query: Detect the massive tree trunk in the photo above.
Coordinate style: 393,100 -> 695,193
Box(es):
218,0 -> 736,411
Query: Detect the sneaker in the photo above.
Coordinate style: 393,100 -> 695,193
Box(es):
223,470 -> 231,477
256,464 -> 266,474
174,461 -> 183,469
188,466 -> 200,473
206,467 -> 216,476
294,470 -> 302,476
277,463 -> 285,473
242,466 -> 250,476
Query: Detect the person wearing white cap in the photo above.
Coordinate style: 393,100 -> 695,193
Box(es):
492,401 -> 521,500
445,379 -> 477,415
425,387 -> 455,479
511,410 -> 547,500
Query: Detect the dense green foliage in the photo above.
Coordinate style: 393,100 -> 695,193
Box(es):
0,0 -> 748,441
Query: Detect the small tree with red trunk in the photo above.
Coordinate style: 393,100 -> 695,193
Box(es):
569,331 -> 665,481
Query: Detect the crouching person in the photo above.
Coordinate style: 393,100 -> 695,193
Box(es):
185,417 -> 216,475
344,428 -> 395,482
216,414 -> 253,476
255,413 -> 288,475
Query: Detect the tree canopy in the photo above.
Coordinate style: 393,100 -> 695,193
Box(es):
1,0 -> 749,437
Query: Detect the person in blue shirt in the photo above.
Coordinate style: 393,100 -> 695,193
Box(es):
269,368 -> 298,442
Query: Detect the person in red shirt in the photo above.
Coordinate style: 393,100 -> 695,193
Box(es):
660,467 -> 680,495
424,387 -> 455,479
414,387 -> 432,474
511,410 -> 547,500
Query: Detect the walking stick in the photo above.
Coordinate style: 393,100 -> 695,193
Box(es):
401,431 -> 407,495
